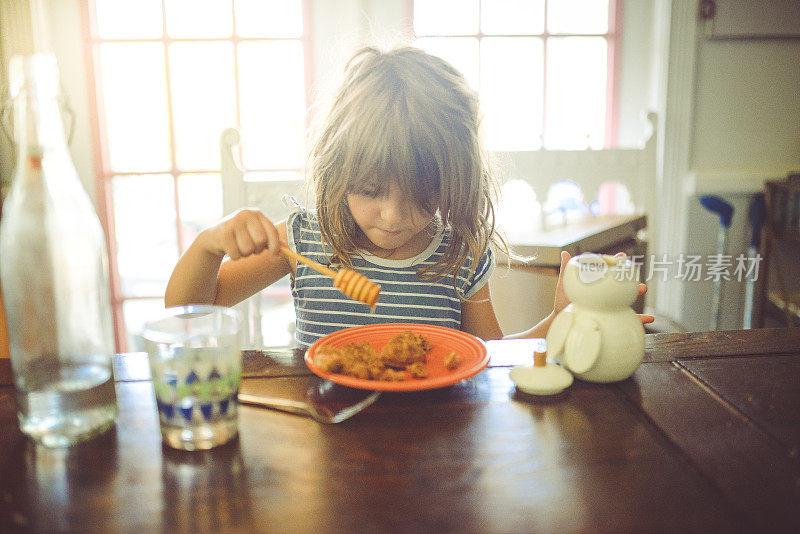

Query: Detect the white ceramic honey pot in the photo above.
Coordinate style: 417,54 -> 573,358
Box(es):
546,253 -> 645,383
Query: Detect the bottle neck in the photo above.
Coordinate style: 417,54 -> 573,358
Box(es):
13,88 -> 70,171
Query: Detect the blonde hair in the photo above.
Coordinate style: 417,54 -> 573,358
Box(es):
308,46 -> 507,288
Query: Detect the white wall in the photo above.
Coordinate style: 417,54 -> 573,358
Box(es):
693,40 -> 800,173
679,27 -> 800,330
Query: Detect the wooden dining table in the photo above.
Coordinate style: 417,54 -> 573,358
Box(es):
1,327 -> 798,533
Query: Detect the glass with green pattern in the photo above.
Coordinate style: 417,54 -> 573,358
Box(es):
142,305 -> 241,450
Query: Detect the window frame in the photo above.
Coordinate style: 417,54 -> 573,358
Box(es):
407,0 -> 622,149
80,0 -> 313,351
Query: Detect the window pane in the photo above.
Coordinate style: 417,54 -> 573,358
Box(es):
235,0 -> 303,38
123,299 -> 167,352
165,0 -> 233,38
94,0 -> 163,39
169,42 -> 237,170
547,0 -> 609,34
545,37 -> 607,149
415,37 -> 479,91
414,0 -> 479,35
238,41 -> 306,170
178,173 -> 223,249
100,43 -> 171,172
112,174 -> 178,298
481,37 -> 543,150
481,0 -> 544,35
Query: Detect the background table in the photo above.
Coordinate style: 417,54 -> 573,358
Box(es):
1,328 -> 798,533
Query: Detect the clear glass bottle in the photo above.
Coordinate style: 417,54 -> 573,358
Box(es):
0,54 -> 117,447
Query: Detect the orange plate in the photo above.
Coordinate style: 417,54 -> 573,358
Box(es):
305,323 -> 489,391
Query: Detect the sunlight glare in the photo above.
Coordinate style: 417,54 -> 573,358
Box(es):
169,42 -> 237,170
414,0 -> 479,35
545,37 -> 607,149
481,37 -> 543,151
235,0 -> 303,37
95,0 -> 162,38
165,0 -> 233,38
123,299 -> 167,352
100,43 -> 171,172
547,0 -> 609,34
177,173 -> 223,244
112,174 -> 178,297
497,179 -> 542,241
481,0 -> 544,35
238,41 -> 307,170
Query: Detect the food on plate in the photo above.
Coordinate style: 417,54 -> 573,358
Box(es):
315,330 -> 449,381
314,343 -> 381,380
314,342 -> 405,381
406,362 -> 427,379
443,351 -> 461,370
379,331 -> 432,367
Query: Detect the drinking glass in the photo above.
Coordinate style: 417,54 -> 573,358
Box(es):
142,305 -> 241,450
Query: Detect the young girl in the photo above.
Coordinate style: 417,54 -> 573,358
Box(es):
165,46 -> 650,347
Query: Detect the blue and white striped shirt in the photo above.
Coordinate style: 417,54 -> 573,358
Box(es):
287,209 -> 494,347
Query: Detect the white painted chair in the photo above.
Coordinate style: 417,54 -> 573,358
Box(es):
492,111 -> 658,226
220,127 -> 308,348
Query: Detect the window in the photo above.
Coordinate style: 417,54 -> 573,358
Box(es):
413,0 -> 620,150
84,0 -> 310,351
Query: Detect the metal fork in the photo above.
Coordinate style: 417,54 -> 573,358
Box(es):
238,383 -> 380,424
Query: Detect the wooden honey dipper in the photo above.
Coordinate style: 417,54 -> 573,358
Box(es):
280,246 -> 380,309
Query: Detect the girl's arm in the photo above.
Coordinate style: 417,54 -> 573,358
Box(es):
460,283 -> 556,341
499,250 -> 572,340
165,210 -> 291,308
461,252 -> 571,341
460,283 -> 504,340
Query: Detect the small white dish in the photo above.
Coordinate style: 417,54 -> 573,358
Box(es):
510,363 -> 573,396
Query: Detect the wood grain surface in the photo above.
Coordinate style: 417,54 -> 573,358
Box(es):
0,328 -> 798,533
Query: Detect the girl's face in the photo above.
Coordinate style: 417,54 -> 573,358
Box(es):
346,181 -> 438,259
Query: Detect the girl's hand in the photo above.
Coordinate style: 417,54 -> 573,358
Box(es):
199,209 -> 282,261
553,251 -> 655,324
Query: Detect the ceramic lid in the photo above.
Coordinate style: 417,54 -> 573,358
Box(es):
510,363 -> 574,396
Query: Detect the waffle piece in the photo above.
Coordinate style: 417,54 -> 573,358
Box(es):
314,331 -> 435,381
379,331 -> 433,368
